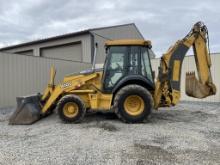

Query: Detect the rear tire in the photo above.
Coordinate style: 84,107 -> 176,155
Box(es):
57,95 -> 86,123
114,85 -> 153,123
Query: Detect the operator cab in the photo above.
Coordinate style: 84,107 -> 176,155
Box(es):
102,39 -> 155,92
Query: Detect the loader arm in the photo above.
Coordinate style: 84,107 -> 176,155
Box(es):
154,22 -> 216,109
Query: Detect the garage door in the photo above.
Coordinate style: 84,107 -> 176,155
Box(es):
40,42 -> 82,61
16,50 -> 34,56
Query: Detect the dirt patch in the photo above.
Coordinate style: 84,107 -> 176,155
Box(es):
120,142 -> 177,165
173,147 -> 220,164
98,122 -> 118,131
201,130 -> 220,140
150,109 -> 216,124
83,121 -> 119,132
134,143 -> 170,154
152,136 -> 171,145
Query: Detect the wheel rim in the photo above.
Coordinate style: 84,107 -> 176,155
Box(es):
63,102 -> 79,118
123,95 -> 144,116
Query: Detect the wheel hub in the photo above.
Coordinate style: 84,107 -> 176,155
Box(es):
63,102 -> 79,118
123,95 -> 144,116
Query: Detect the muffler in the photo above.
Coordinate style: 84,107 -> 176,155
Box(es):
185,72 -> 216,98
9,94 -> 42,125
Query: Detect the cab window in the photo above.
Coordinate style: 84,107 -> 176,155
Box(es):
128,46 -> 139,74
141,47 -> 153,82
104,46 -> 127,89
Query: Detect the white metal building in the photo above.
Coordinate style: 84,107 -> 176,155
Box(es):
0,23 -> 147,63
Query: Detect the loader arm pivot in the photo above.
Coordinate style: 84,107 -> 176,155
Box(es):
154,22 -> 216,109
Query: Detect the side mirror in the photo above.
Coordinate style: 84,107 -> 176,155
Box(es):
105,46 -> 108,54
152,70 -> 155,81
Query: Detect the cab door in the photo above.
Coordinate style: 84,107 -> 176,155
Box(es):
140,47 -> 154,82
103,46 -> 128,92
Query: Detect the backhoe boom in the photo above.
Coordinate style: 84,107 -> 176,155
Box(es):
154,22 -> 216,109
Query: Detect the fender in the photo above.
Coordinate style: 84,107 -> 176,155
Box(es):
112,75 -> 155,95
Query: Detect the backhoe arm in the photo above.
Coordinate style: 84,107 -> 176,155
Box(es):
154,22 -> 216,109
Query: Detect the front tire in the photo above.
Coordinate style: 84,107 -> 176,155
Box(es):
114,85 -> 153,123
57,95 -> 86,123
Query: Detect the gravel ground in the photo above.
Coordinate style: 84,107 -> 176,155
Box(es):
0,102 -> 219,165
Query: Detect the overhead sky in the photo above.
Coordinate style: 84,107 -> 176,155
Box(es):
0,0 -> 219,56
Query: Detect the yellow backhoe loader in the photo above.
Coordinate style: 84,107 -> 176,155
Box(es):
9,22 -> 216,124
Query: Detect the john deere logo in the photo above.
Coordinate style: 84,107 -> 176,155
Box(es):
61,82 -> 72,88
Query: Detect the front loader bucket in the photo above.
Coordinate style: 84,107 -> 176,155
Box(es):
9,94 -> 42,125
185,72 -> 216,98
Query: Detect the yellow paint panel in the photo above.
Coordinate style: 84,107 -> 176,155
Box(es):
105,39 -> 151,47
173,60 -> 180,81
98,93 -> 112,110
171,90 -> 181,105
88,93 -> 112,110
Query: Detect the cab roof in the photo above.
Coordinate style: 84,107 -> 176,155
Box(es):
105,39 -> 151,47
